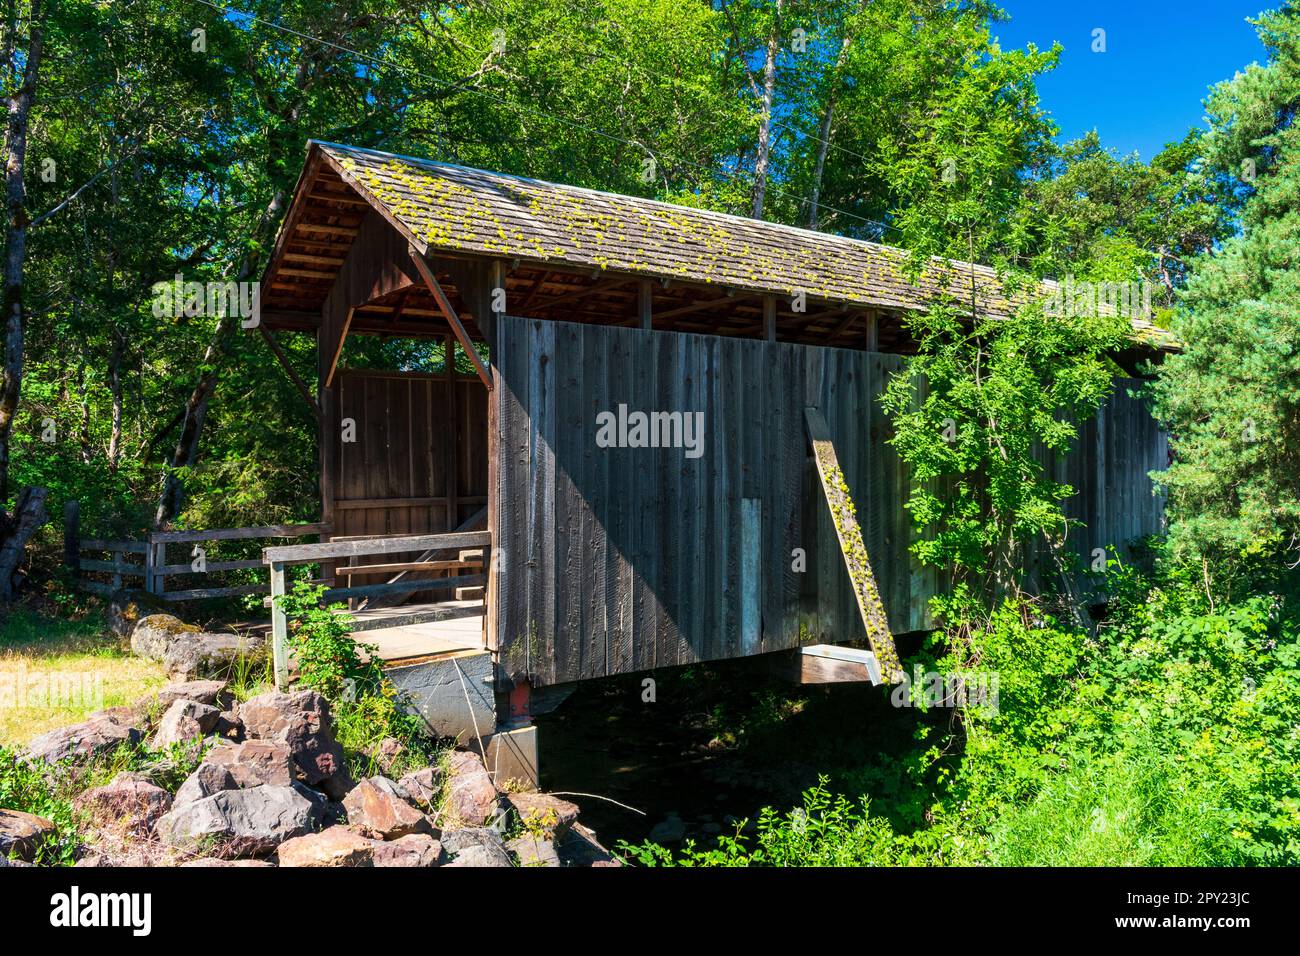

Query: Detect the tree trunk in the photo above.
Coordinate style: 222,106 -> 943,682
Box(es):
107,335 -> 123,469
750,0 -> 783,220
807,31 -> 854,230
0,0 -> 44,503
0,1 -> 48,601
0,485 -> 46,599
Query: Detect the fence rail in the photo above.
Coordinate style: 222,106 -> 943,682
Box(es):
62,500 -> 328,602
262,530 -> 491,690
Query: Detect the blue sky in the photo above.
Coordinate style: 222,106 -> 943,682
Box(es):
994,0 -> 1270,160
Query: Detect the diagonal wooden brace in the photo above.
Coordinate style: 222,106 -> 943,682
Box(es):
408,246 -> 493,390
804,406 -> 904,683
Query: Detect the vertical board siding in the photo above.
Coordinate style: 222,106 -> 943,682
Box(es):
332,367 -> 488,598
493,317 -> 1166,686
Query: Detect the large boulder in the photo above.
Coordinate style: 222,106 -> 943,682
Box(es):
152,699 -> 221,749
156,784 -> 322,858
130,613 -> 199,661
163,632 -> 265,683
204,739 -> 295,788
240,690 -> 354,799
275,828 -> 375,867
372,833 -> 444,867
0,808 -> 56,862
27,711 -> 142,765
72,772 -> 172,834
441,827 -> 512,867
172,739 -> 294,807
342,776 -> 433,840
507,792 -> 580,839
445,750 -> 500,826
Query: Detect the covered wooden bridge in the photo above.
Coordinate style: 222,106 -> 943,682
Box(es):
255,142 -> 1170,770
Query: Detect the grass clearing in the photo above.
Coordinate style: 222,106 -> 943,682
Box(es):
0,607 -> 165,749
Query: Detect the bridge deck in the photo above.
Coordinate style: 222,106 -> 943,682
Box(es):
349,599 -> 485,665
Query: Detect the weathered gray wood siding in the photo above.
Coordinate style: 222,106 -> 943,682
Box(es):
492,316 -> 1166,686
493,316 -> 928,686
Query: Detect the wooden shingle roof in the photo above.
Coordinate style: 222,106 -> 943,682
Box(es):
266,141 -> 1174,347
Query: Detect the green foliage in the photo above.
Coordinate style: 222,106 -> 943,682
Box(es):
276,580 -> 435,778
882,301 -> 1128,593
620,778 -> 919,866
1149,3 -> 1300,569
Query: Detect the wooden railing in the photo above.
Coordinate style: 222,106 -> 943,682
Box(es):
62,500 -> 328,602
262,530 -> 491,690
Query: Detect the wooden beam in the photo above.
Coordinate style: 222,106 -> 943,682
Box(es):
763,295 -> 777,341
528,277 -> 635,313
786,644 -> 883,685
259,326 -> 321,420
319,210 -> 419,387
865,311 -> 879,352
409,248 -> 493,390
804,407 -> 902,683
639,279 -> 653,330
655,292 -> 756,322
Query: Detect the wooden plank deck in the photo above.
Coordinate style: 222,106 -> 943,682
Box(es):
350,599 -> 485,665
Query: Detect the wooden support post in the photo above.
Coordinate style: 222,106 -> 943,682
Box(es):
62,500 -> 79,581
270,561 -> 289,690
763,295 -> 777,341
150,540 -> 166,597
639,279 -> 653,330
864,311 -> 879,352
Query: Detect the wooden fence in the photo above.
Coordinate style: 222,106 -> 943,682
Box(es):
262,529 -> 491,689
63,500 -> 328,602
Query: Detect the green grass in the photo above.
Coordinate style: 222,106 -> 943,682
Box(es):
0,608 -> 166,749
986,745 -> 1237,866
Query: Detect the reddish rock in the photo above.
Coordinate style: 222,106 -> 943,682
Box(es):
205,739 -> 295,788
0,808 -> 56,862
152,699 -> 221,748
507,792 -> 579,838
153,680 -> 233,710
240,690 -> 354,799
445,750 -> 500,826
508,834 -> 561,867
371,833 -> 444,867
276,827 -> 375,867
397,766 -> 442,810
27,712 -> 142,764
342,776 -> 433,839
73,772 -> 173,833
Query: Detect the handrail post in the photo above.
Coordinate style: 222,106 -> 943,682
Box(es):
270,561 -> 289,690
62,500 -> 80,582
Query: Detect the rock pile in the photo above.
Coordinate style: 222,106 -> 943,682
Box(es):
3,615 -> 620,867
